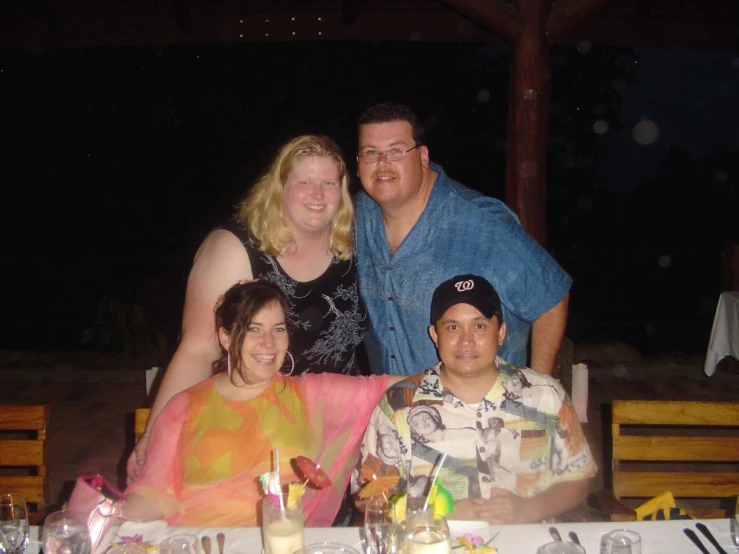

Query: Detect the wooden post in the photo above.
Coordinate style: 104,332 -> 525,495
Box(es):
505,0 -> 551,247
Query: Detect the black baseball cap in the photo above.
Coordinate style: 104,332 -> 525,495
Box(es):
430,274 -> 503,324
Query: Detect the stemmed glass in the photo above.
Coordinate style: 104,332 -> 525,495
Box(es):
41,510 -> 92,554
364,497 -> 397,554
0,494 -> 29,554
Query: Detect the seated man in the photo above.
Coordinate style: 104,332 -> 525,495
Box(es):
351,274 -> 596,524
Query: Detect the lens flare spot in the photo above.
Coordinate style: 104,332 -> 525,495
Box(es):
633,119 -> 660,145
593,120 -> 609,135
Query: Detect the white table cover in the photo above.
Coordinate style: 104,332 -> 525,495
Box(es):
704,291 -> 739,376
28,518 -> 737,554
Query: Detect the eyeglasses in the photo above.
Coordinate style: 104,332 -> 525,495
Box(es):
357,144 -> 420,164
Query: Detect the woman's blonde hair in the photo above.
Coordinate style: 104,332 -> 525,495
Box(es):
237,135 -> 354,260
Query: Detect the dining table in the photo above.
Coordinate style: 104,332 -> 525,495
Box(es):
26,517 -> 737,554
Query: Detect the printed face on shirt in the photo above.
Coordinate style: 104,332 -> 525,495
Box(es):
219,301 -> 289,385
282,155 -> 342,240
357,120 -> 429,212
429,303 -> 506,379
377,433 -> 401,465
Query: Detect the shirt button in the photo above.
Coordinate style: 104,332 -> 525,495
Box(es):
387,266 -> 393,271
480,447 -> 486,453
481,475 -> 490,483
388,296 -> 393,301
389,326 -> 395,331
477,412 -> 482,418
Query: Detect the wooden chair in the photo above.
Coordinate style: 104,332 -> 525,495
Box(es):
605,400 -> 739,520
134,408 -> 150,442
0,404 -> 50,521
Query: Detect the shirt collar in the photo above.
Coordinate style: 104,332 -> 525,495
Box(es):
414,358 -> 512,405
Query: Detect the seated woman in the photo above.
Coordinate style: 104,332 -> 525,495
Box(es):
124,280 -> 403,527
128,134 -> 365,484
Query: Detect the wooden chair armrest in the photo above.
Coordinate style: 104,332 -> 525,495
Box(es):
587,491 -> 637,522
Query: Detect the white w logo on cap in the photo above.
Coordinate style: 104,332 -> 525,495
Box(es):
454,280 -> 474,292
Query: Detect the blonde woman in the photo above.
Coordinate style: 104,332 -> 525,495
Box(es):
128,135 -> 366,484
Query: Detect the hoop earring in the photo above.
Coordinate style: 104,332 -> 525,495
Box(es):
281,352 -> 295,376
227,353 -> 232,377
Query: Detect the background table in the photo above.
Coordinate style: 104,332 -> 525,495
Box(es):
26,518 -> 733,554
705,291 -> 739,376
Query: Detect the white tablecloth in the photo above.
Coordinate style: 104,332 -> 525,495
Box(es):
705,291 -> 739,376
28,518 -> 737,554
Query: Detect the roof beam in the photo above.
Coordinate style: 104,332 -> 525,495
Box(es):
437,0 -> 523,41
547,0 -> 610,44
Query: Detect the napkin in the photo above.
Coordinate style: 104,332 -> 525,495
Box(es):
112,520 -> 170,549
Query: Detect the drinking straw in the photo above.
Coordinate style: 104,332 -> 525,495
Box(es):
423,452 -> 448,511
274,449 -> 285,513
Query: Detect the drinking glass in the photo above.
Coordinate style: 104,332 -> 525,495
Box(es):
262,494 -> 304,554
604,530 -> 641,554
159,534 -> 201,554
0,494 -> 28,554
733,495 -> 739,547
41,510 -> 92,554
364,497 -> 396,554
404,502 -> 451,554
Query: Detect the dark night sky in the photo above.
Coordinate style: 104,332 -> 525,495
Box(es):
1,42 -> 737,356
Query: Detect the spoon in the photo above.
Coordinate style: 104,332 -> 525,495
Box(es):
201,536 -> 212,554
568,531 -> 581,546
549,527 -> 563,542
216,532 -> 226,554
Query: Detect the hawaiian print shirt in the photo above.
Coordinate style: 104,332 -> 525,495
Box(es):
351,360 -> 596,501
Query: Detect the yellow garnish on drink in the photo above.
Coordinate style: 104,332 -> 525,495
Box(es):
390,492 -> 407,521
287,482 -> 305,509
428,482 -> 455,517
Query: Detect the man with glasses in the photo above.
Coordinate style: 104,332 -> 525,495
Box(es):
354,101 -> 572,376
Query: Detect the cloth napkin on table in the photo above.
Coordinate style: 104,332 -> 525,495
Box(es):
634,491 -> 692,521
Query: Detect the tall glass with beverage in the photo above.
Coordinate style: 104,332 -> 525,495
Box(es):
262,494 -> 304,554
404,500 -> 451,554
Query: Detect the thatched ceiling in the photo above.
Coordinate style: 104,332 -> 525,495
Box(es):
1,0 -> 738,50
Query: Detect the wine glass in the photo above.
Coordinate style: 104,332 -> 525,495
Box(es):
41,510 -> 92,554
404,503 -> 451,554
0,494 -> 29,554
160,534 -> 201,554
364,497 -> 396,554
604,530 -> 641,554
